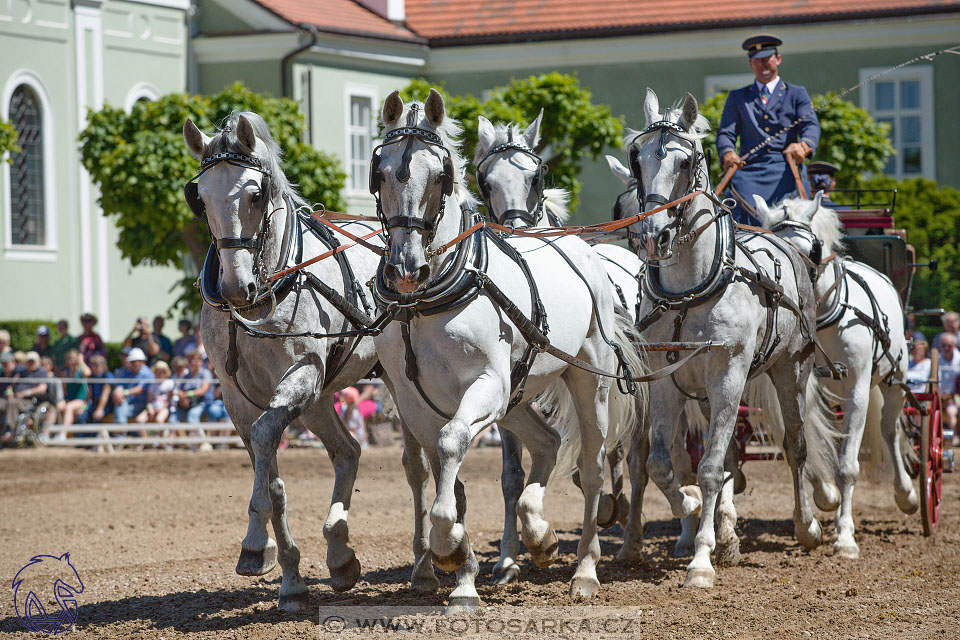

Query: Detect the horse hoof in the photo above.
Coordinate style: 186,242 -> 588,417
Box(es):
569,575 -> 601,600
715,541 -> 741,567
277,589 -> 311,612
445,596 -> 482,615
672,542 -> 695,558
796,519 -> 822,550
680,485 -> 702,516
896,489 -> 919,515
329,553 -> 361,592
597,493 -> 619,529
616,494 -> 631,528
813,482 -> 841,512
833,542 -> 860,559
683,567 -> 716,588
432,533 -> 470,573
411,571 -> 440,594
616,545 -> 642,565
491,561 -> 521,585
526,527 -> 559,568
236,539 -> 277,576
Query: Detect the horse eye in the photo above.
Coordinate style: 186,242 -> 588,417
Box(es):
679,157 -> 691,170
251,190 -> 262,202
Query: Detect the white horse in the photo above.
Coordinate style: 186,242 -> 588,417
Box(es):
754,193 -> 916,558
627,89 -> 836,587
182,113 -> 383,610
472,113 -> 643,581
371,89 -> 643,607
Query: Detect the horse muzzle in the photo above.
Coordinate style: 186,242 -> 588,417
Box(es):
384,261 -> 431,293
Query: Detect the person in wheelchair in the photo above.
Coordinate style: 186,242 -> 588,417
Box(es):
0,351 -> 48,445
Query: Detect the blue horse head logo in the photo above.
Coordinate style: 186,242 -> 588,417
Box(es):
12,553 -> 84,635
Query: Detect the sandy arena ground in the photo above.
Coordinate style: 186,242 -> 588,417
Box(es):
0,444 -> 957,639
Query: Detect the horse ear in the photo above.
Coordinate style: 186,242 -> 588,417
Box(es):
183,119 -> 210,160
236,115 -> 256,154
643,88 -> 660,127
383,90 -> 404,125
523,108 -> 543,149
810,190 -> 825,215
605,154 -> 633,186
679,92 -> 699,131
753,194 -> 774,226
477,116 -> 496,157
424,88 -> 445,127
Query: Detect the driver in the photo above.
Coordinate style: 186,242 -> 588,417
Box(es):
716,34 -> 820,226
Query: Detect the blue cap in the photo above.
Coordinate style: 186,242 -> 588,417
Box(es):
743,34 -> 782,59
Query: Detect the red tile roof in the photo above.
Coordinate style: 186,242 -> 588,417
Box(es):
254,0 -> 423,42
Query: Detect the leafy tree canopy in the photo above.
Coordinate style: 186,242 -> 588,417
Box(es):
398,73 -> 623,211
698,92 -> 894,187
79,83 -> 345,314
0,119 -> 20,160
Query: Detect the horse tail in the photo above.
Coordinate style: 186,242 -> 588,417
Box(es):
545,308 -> 648,481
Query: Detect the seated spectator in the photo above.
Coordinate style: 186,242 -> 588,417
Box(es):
123,317 -> 161,365
173,320 -> 197,358
938,334 -> 960,432
55,349 -> 90,429
170,350 -> 211,424
356,383 -> 381,421
78,312 -> 107,362
0,351 -> 48,443
906,340 -> 931,393
905,314 -> 926,344
0,351 -> 24,432
111,348 -> 155,424
203,365 -> 228,423
32,326 -> 54,360
83,355 -> 115,424
12,351 -> 25,365
139,360 -> 174,424
41,356 -> 63,412
338,386 -> 367,448
932,311 -> 960,352
51,319 -> 80,371
0,329 -> 11,355
153,315 -> 173,362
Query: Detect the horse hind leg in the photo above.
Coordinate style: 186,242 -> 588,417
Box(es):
400,421 -> 440,594
879,382 -> 918,514
617,418 -> 649,564
833,381 -> 870,559
714,438 -> 741,567
492,428 -> 524,585
448,476 -> 481,613
671,408 -> 700,558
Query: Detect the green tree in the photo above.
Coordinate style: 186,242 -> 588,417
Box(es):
79,83 -> 345,314
398,73 -> 623,211
0,119 -> 20,160
698,92 -> 893,187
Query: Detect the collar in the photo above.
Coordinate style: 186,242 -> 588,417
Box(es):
755,77 -> 781,94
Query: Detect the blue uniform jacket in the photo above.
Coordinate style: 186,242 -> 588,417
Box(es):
716,80 -> 820,225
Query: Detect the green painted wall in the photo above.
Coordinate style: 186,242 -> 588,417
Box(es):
196,0 -> 256,34
198,59 -> 282,96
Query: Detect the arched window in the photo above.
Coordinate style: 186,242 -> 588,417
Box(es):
8,85 -> 45,245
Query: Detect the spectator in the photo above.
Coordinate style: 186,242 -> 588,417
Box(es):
338,386 -> 367,448
906,340 -> 931,394
0,351 -> 24,432
55,349 -> 91,428
203,364 -> 228,422
31,326 -> 54,360
0,329 -> 11,355
84,355 -> 115,424
152,315 -> 173,362
193,325 -> 206,362
12,351 -> 25,365
123,317 -> 161,365
905,314 -> 927,344
139,361 -> 174,424
78,312 -> 107,362
170,350 -> 211,424
40,356 -> 63,410
932,311 -> 960,352
938,334 -> 960,433
173,320 -> 197,358
0,351 -> 48,443
51,320 -> 80,370
111,348 -> 155,424
356,383 -> 381,422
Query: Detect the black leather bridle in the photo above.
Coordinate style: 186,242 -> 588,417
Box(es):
769,217 -> 824,281
475,132 -> 546,228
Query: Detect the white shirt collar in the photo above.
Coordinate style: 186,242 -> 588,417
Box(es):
756,77 -> 781,94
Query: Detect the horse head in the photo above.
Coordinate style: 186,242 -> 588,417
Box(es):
375,89 -> 461,293
182,113 -> 292,308
474,110 -> 552,228
606,154 -> 639,222
626,88 -> 708,262
754,191 -> 842,271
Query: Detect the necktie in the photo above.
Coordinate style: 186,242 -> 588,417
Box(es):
761,85 -> 770,105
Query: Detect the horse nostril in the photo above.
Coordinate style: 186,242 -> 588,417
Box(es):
656,230 -> 671,249
415,264 -> 430,283
384,263 -> 399,282
246,281 -> 257,301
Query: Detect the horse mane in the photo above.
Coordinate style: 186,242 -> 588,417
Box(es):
385,100 -> 479,211
205,111 -> 306,209
781,196 -> 846,253
622,102 -> 711,149
543,188 -> 570,224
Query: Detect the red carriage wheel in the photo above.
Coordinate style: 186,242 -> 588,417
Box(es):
920,392 -> 943,537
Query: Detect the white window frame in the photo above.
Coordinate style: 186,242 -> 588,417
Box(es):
344,84 -> 378,197
704,73 -> 755,100
123,82 -> 161,112
859,65 -> 934,180
2,70 -> 57,262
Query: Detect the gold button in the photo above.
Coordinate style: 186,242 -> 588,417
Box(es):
763,114 -> 769,119
764,127 -> 770,132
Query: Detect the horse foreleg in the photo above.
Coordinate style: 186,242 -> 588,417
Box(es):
617,409 -> 649,563
671,410 -> 699,557
266,455 -> 310,611
834,380 -> 870,559
493,427 -> 524,584
400,420 -> 440,594
646,383 -> 702,522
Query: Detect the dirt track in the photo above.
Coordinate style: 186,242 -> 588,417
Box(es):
0,445 -> 957,639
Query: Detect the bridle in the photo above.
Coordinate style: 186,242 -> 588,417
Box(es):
184,151 -> 290,317
768,216 -> 825,281
627,119 -> 709,260
612,179 -> 639,250
368,106 -> 455,255
475,130 -> 546,228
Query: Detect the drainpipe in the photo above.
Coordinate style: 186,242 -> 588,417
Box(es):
281,24 -> 318,99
